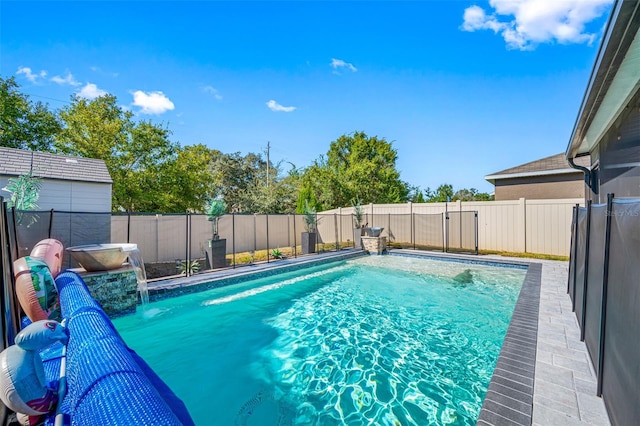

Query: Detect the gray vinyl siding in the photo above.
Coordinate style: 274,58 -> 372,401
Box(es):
0,178 -> 111,212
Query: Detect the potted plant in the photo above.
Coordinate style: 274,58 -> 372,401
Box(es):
352,197 -> 365,249
205,198 -> 227,269
301,200 -> 317,254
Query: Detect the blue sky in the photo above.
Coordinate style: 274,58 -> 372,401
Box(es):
1,0 -> 614,194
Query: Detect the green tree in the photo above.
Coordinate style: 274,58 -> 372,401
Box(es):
296,186 -> 321,214
159,144 -> 218,212
209,152 -> 265,212
303,131 -> 409,209
55,94 -> 180,211
425,184 -> 493,202
0,76 -> 60,151
426,184 -> 454,202
453,187 -> 494,201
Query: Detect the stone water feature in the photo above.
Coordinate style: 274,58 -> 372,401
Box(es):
66,243 -> 148,316
361,227 -> 387,255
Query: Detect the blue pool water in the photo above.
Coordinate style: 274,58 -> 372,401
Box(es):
113,255 -> 526,425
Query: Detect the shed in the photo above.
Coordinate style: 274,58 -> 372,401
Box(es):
0,147 -> 112,212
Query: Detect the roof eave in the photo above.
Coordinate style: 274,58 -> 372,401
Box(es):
566,0 -> 640,159
485,168 -> 584,184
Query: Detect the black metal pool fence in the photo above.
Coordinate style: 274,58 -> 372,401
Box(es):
567,195 -> 640,426
3,206 -> 478,279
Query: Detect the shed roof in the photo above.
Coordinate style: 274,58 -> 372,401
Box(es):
485,153 -> 590,184
0,147 -> 112,184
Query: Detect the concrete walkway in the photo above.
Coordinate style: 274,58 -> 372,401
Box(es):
521,259 -> 610,426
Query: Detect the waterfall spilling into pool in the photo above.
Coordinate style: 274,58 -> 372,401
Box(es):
127,248 -> 149,306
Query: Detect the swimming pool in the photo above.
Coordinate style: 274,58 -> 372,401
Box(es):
113,255 -> 526,425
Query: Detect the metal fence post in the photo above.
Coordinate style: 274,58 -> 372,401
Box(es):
597,193 -> 614,396
580,200 -> 592,341
127,210 -> 131,243
475,211 -> 479,255
11,207 -> 18,258
1,198 -> 19,346
185,212 -> 189,276
48,209 -> 54,238
568,205 -> 578,294
232,213 -> 236,269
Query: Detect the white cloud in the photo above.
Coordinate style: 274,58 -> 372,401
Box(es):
16,67 -> 47,83
77,83 -> 107,100
330,58 -> 357,73
132,90 -> 175,114
51,71 -> 81,86
266,100 -> 296,112
203,85 -> 223,100
461,0 -> 612,50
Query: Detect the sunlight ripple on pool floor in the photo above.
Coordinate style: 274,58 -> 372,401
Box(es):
114,255 -> 525,426
252,257 -> 524,425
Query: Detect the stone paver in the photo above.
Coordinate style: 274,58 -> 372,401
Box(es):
531,259 -> 610,426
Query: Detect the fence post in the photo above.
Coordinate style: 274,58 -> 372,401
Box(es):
412,212 -> 415,250
338,208 -> 342,249
580,200 -> 592,341
568,206 -> 578,294
334,213 -> 339,251
445,211 -> 449,253
1,198 -> 20,346
441,213 -> 445,252
519,197 -> 527,253
597,193 -> 614,396
48,209 -> 54,238
293,214 -> 297,258
10,207 -> 18,259
266,214 -> 270,263
475,212 -> 479,255
253,214 -> 257,254
232,213 -> 236,269
127,210 -> 131,243
185,212 -> 189,276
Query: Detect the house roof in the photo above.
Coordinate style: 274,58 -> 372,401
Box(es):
485,153 -> 590,184
0,147 -> 112,184
566,0 -> 640,158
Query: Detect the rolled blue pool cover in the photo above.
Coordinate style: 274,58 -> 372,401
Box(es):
53,271 -> 195,425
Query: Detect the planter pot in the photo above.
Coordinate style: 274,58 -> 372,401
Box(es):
353,228 -> 364,249
206,238 -> 227,269
301,232 -> 317,254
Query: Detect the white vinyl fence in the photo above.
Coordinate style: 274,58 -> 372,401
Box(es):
110,198 -> 583,264
322,198 -> 584,256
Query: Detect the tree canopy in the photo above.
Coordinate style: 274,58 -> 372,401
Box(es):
423,184 -> 493,202
1,77 -> 496,213
301,131 -> 410,209
0,76 -> 60,151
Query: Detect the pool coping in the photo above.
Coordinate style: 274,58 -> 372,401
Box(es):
477,262 -> 541,425
146,248 -> 541,424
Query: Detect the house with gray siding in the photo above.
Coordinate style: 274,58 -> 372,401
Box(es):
0,147 -> 112,212
485,153 -> 590,201
566,0 -> 640,202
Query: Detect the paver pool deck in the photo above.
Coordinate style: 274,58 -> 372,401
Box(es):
527,259 -> 610,426
149,250 -> 611,425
